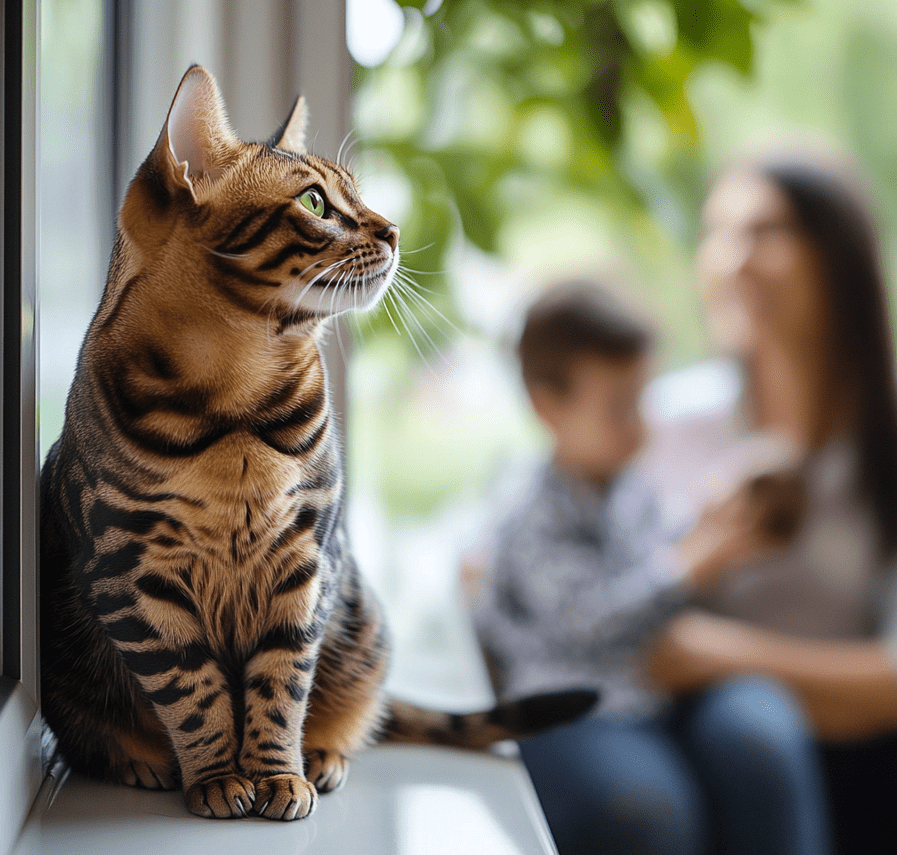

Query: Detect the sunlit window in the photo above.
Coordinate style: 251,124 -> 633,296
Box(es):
39,0 -> 106,461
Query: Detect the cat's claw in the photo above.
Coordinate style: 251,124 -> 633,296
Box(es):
185,775 -> 256,819
305,749 -> 349,793
254,774 -> 317,821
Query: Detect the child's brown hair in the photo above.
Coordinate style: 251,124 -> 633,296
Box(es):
518,279 -> 655,393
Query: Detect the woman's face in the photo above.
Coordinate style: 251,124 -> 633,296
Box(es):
697,170 -> 830,356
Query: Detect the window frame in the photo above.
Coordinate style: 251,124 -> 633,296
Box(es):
0,0 -> 42,852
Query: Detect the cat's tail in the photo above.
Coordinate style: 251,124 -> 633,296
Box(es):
378,689 -> 599,749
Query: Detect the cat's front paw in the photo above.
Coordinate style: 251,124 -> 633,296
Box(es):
254,773 -> 317,821
119,758 -> 178,790
305,749 -> 349,793
184,775 -> 255,819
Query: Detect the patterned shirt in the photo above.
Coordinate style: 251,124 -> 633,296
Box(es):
473,462 -> 690,719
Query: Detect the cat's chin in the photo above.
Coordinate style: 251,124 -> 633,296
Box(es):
352,267 -> 397,313
293,256 -> 397,318
355,253 -> 400,311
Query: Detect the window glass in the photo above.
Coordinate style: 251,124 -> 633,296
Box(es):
39,0 -> 106,462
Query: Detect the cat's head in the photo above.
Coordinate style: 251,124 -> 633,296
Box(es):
118,65 -> 398,332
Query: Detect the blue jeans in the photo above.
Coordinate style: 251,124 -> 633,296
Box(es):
519,677 -> 832,855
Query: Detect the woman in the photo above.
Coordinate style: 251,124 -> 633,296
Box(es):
644,150 -> 897,854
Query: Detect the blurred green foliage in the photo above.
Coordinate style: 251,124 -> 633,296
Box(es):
355,0 -> 795,358
352,0 -> 897,517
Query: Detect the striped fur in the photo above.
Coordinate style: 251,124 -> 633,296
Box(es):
40,67 -> 596,822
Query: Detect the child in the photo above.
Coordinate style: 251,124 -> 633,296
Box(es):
474,279 -> 767,713
472,279 -> 830,855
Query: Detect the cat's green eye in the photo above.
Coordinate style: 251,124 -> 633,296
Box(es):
298,188 -> 325,217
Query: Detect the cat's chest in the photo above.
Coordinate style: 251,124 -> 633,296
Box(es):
137,436 -> 338,646
157,434 -> 336,556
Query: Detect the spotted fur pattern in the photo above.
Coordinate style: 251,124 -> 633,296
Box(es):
40,67 -> 596,822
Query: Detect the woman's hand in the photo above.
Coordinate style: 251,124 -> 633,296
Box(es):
645,610 -> 897,741
680,468 -> 805,591
644,610 -> 772,693
679,491 -> 766,590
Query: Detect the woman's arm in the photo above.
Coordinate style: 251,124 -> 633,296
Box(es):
645,610 -> 897,741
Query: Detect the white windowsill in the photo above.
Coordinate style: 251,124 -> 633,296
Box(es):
0,679 -> 42,855
11,744 -> 557,855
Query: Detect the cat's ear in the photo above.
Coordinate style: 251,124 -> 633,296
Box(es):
155,65 -> 239,197
274,95 -> 309,155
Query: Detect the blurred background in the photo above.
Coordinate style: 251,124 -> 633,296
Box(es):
40,0 -> 897,706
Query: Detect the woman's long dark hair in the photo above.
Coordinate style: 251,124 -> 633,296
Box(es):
758,158 -> 897,557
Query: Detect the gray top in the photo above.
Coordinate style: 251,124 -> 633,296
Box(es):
473,462 -> 689,718
642,359 -> 897,646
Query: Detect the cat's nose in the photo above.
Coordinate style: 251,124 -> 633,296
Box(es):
376,224 -> 400,254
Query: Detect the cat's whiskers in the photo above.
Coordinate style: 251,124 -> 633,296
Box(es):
393,271 -> 463,338
352,264 -> 379,354
293,257 -> 353,313
331,264 -> 352,317
256,257 -> 353,343
391,285 -> 447,369
313,269 -> 334,317
258,263 -> 320,341
351,276 -> 380,353
396,263 -> 445,279
352,265 -> 362,321
395,242 -> 436,257
204,246 -> 251,261
372,247 -> 449,346
365,260 -> 456,372
384,284 -> 436,372
335,130 -> 359,170
333,265 -> 350,312
309,256 -> 352,289
330,261 -> 359,372
312,256 -> 351,318
378,280 -> 405,340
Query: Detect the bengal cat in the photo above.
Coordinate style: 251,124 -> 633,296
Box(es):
40,66 -> 595,821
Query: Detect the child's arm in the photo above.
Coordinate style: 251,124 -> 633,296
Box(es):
475,470 -> 798,689
506,475 -> 792,649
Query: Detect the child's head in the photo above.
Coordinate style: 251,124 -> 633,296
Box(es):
518,279 -> 655,484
